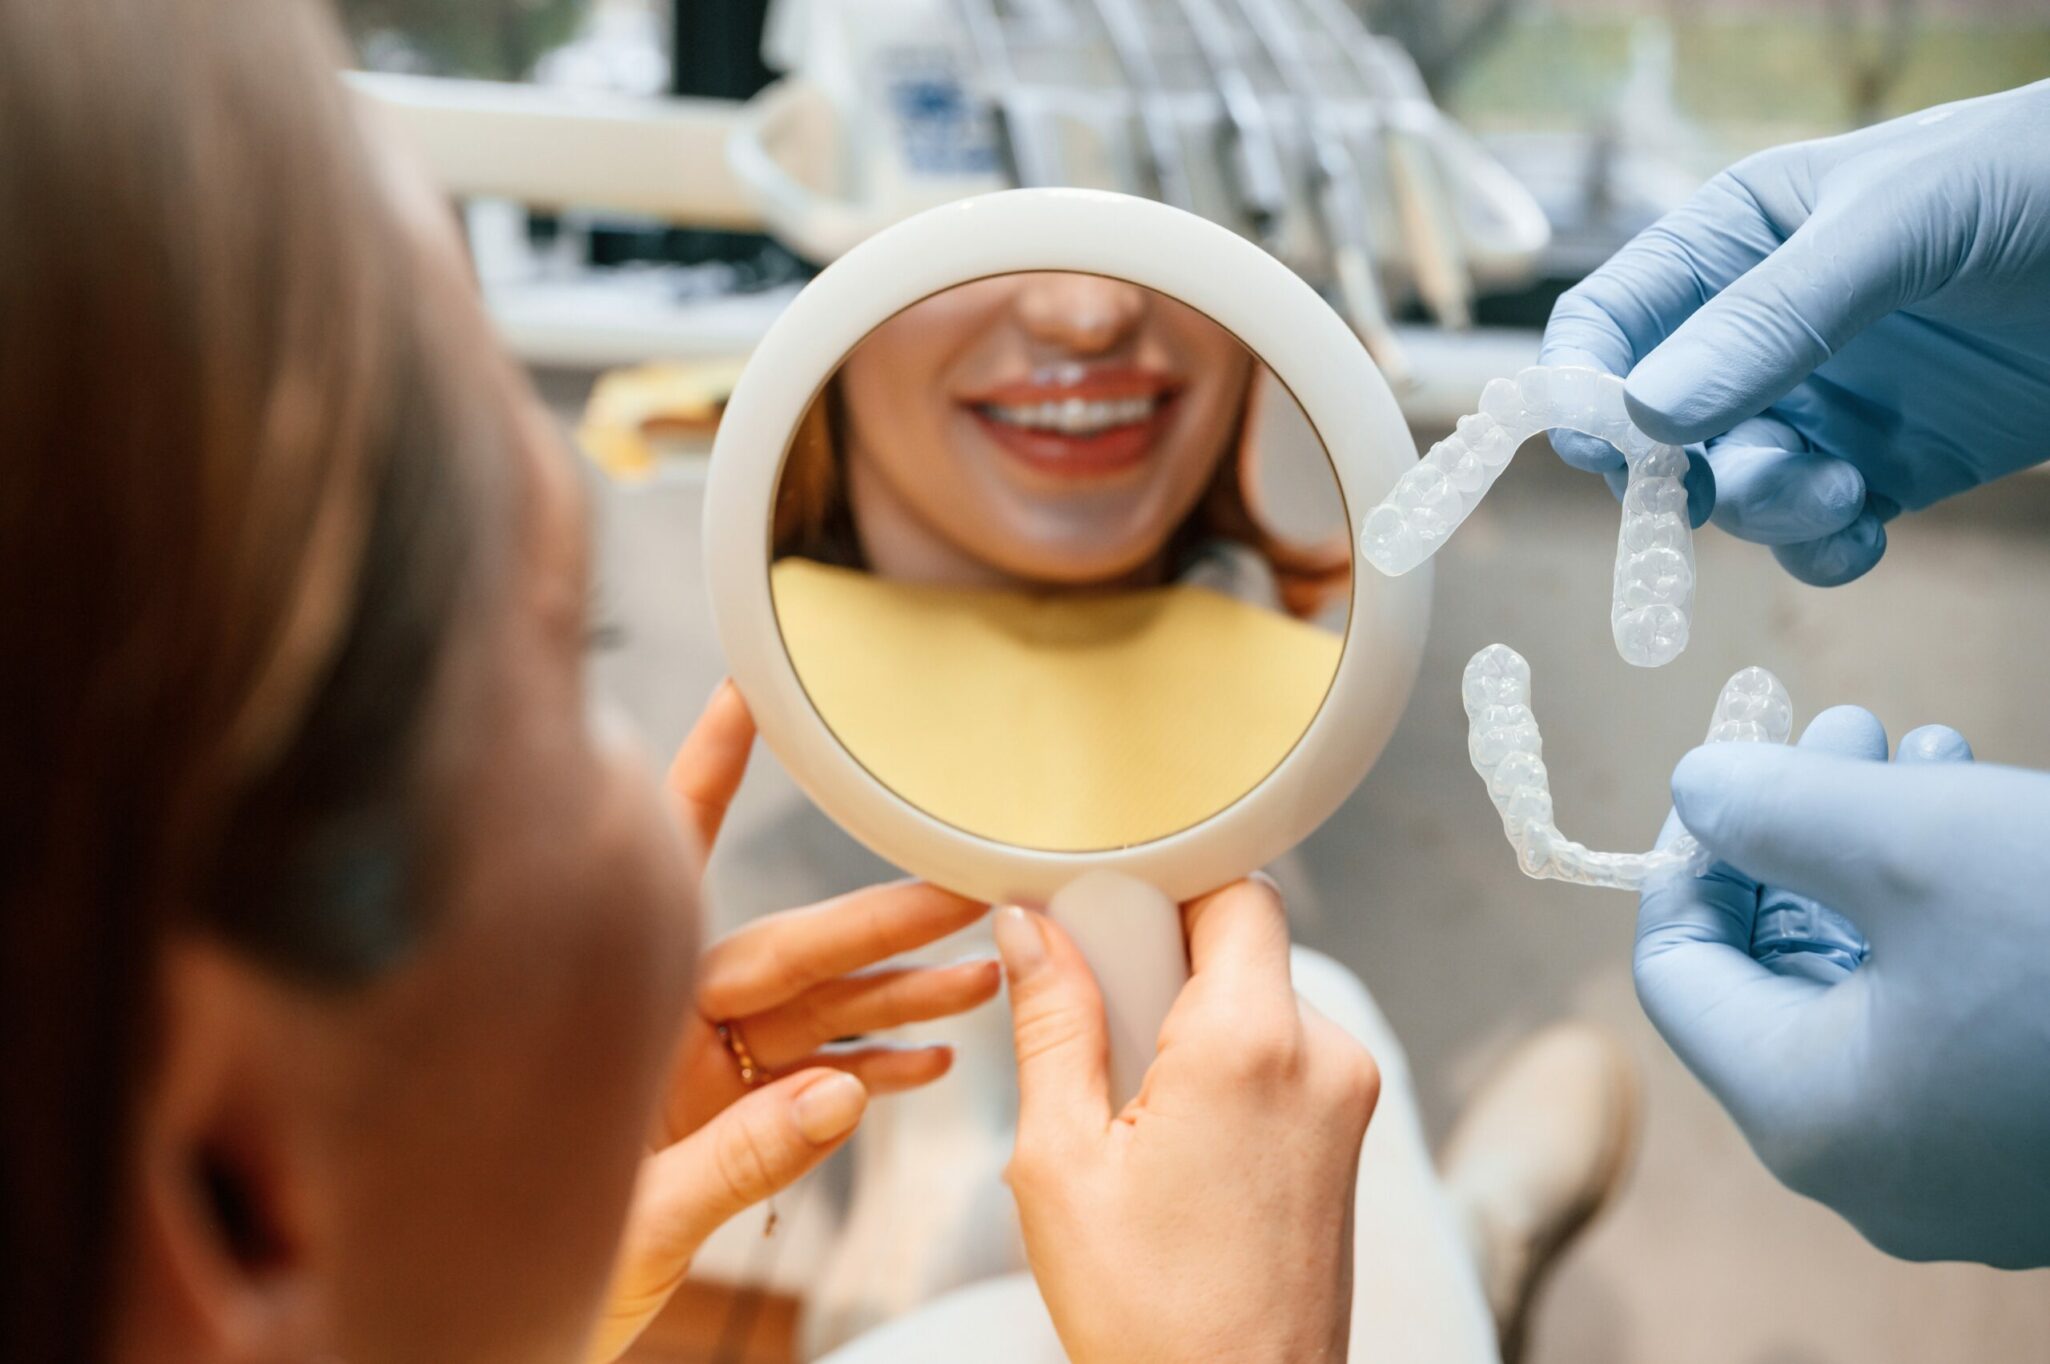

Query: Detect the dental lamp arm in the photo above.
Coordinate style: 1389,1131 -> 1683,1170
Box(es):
1227,0 -> 1410,383
1173,0 -> 1291,239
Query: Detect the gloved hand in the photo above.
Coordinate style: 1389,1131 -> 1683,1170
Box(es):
1635,704 -> 2050,1268
1542,80 -> 2050,585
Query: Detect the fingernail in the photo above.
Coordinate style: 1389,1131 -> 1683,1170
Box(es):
792,1072 -> 867,1145
993,905 -> 1048,982
1248,869 -> 1281,895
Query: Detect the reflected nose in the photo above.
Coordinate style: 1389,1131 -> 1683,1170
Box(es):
1014,273 -> 1147,354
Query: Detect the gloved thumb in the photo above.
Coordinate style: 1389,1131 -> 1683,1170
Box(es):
997,906 -> 1113,1161
1635,811 -> 1828,1112
1626,203 -> 1925,446
1671,742 -> 1930,931
588,1069 -> 867,1362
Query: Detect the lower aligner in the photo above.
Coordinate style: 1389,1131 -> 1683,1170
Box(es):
1461,643 -> 1793,891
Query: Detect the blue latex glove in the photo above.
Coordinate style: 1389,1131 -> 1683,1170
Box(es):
1542,80 -> 2050,585
1637,705 -> 2050,1267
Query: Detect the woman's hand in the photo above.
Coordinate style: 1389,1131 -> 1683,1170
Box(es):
588,684 -> 997,1362
997,879 -> 1379,1364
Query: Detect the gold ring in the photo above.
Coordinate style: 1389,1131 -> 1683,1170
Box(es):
715,1019 -> 768,1087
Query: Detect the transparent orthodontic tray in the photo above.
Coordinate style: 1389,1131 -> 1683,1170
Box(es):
1361,365 -> 1695,668
1462,643 -> 1793,890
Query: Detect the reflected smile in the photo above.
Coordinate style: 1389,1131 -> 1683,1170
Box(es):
961,367 -> 1182,480
979,394 -> 1166,436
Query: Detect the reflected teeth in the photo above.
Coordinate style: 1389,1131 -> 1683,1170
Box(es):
983,395 -> 1159,435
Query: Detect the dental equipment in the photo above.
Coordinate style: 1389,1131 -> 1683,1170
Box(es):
1360,365 -> 1695,668
1294,0 -> 1473,328
1087,0 -> 1200,211
1172,0 -> 1291,244
1228,0 -> 1409,384
958,0 -> 1071,191
1463,644 -> 1794,890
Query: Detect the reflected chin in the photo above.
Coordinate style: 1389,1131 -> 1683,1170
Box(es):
911,408 -> 1208,586
957,515 -> 1168,586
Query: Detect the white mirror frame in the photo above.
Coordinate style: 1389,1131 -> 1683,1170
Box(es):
705,188 -> 1431,906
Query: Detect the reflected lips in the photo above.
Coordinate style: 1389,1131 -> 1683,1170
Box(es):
963,366 -> 1180,478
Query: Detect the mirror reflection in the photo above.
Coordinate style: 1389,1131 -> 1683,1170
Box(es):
770,272 -> 1351,852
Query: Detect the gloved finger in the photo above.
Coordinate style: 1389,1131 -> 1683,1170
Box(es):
1649,802 -> 1691,852
1537,343 -> 1630,474
1544,167 -> 1795,393
1542,331 -> 1718,532
1627,200 -> 1928,446
1796,704 -> 1889,760
1599,445 -> 1715,528
1557,426 -> 1625,475
1671,742 -> 1946,921
1751,707 -> 1885,980
1897,723 -> 1974,764
1705,442 -> 1868,546
996,906 -> 1113,1154
1770,509 -> 1888,586
1644,790 -> 1763,1014
1635,839 -> 1829,1110
1717,409 -> 1807,453
1641,761 -> 1837,1101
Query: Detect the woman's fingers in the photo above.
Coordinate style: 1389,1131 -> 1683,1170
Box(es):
1178,876 -> 1293,1009
589,1068 -> 867,1364
999,906 -> 1113,1156
664,680 -> 756,866
662,883 -> 988,1153
787,1043 -> 958,1095
1152,878 -> 1327,1107
697,882 -> 989,1021
730,959 -> 1000,1069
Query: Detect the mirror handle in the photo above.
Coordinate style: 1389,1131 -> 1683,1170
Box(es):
1044,870 -> 1188,1109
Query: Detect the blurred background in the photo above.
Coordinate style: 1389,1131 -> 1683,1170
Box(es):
342,4 -> 2050,1362
340,0 -> 2050,334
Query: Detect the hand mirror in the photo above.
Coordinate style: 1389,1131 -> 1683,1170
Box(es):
706,189 -> 1428,1100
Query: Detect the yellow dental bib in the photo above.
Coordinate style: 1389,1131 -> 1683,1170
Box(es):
770,558 -> 1344,852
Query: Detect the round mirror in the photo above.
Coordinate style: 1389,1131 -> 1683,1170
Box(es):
769,273 -> 1351,854
707,189 -> 1428,908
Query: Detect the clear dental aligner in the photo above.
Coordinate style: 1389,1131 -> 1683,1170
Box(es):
1361,366 -> 1696,668
1462,644 -> 1794,891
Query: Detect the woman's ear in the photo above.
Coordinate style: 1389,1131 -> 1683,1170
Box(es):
112,941 -> 336,1364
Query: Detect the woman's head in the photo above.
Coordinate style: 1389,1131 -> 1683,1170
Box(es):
782,273 -> 1257,588
0,4 -> 695,1361
773,272 -> 1349,611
